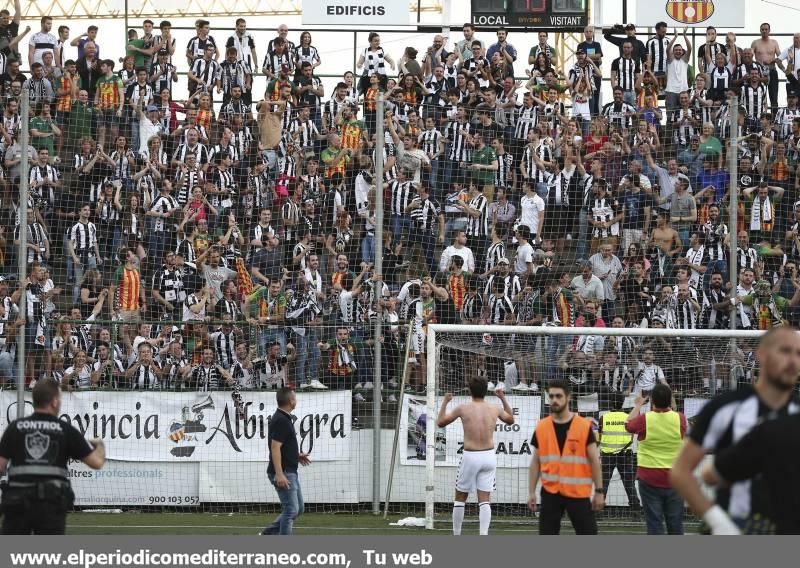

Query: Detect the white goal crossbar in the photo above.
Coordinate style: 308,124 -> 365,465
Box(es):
422,325 -> 766,529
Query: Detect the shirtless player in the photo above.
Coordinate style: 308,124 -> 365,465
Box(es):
437,378 -> 514,535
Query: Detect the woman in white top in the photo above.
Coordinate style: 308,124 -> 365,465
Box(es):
518,180 -> 546,241
63,350 -> 93,390
356,32 -> 395,94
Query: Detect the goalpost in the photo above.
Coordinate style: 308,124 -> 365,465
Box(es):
409,324 -> 766,530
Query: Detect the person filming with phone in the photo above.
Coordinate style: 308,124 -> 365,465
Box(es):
624,383 -> 686,535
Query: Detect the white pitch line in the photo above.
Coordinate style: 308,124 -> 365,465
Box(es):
69,524 -> 450,531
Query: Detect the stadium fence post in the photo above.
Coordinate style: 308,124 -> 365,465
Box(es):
425,325 -> 437,529
728,97 -> 739,391
372,92 -> 385,515
383,322 -> 416,519
16,88 -> 30,417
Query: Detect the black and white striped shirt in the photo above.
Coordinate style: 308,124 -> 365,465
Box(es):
461,293 -> 484,322
611,56 -> 640,91
410,198 -> 441,235
419,129 -> 442,157
646,35 -> 671,74
281,199 -> 302,242
741,82 -> 768,119
69,221 -> 97,259
775,106 -> 800,140
672,298 -> 698,329
484,241 -> 506,274
700,288 -> 730,330
324,96 -> 348,131
186,35 -> 218,62
130,362 -> 162,390
173,142 -> 209,165
709,65 -> 734,94
521,143 -> 552,182
514,105 -> 538,141
290,119 -> 320,151
190,58 -> 221,90
670,107 -> 699,146
219,59 -> 248,94
445,120 -> 472,162
690,385 -> 800,521
702,221 -> 729,261
495,153 -> 513,188
212,330 -> 237,369
263,51 -> 291,77
601,101 -> 636,130
149,194 -> 179,232
15,222 -> 47,265
487,294 -> 514,324
191,364 -> 225,391
591,197 -> 621,238
485,273 -> 521,299
465,194 -> 489,237
390,180 -> 416,216
737,247 -> 759,271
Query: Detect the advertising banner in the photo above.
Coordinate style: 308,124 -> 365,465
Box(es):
399,394 -> 541,468
0,391 -> 351,462
302,0 -> 408,26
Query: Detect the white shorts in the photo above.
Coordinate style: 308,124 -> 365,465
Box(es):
455,449 -> 497,493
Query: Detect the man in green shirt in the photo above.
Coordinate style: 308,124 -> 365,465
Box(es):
29,102 -> 61,156
468,131 -> 498,201
126,29 -> 147,69
69,89 -> 95,145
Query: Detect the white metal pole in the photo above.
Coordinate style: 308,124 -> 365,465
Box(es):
16,89 -> 29,418
372,93 -> 385,515
425,326 -> 436,530
728,97 -> 739,390
383,322 -> 416,519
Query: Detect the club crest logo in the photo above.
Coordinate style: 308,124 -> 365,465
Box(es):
25,431 -> 50,461
666,0 -> 715,24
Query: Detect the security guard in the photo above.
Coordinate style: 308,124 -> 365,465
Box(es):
0,381 -> 106,534
528,380 -> 605,535
598,392 -> 640,511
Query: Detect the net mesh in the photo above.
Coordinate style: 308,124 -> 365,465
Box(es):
390,326 -> 764,528
0,18 -> 796,531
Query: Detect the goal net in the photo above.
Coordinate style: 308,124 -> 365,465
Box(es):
387,324 -> 764,530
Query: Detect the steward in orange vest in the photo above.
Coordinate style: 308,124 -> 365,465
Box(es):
528,380 -> 604,535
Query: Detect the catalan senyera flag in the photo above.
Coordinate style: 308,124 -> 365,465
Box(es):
666,0 -> 715,24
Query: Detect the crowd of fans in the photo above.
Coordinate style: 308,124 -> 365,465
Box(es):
0,4 -> 797,402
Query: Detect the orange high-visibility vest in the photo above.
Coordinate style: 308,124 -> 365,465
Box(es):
535,414 -> 594,499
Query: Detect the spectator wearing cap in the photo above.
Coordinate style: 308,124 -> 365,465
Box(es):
134,100 -> 163,157
775,86 -> 800,141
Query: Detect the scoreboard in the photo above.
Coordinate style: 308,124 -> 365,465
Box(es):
471,0 -> 589,28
